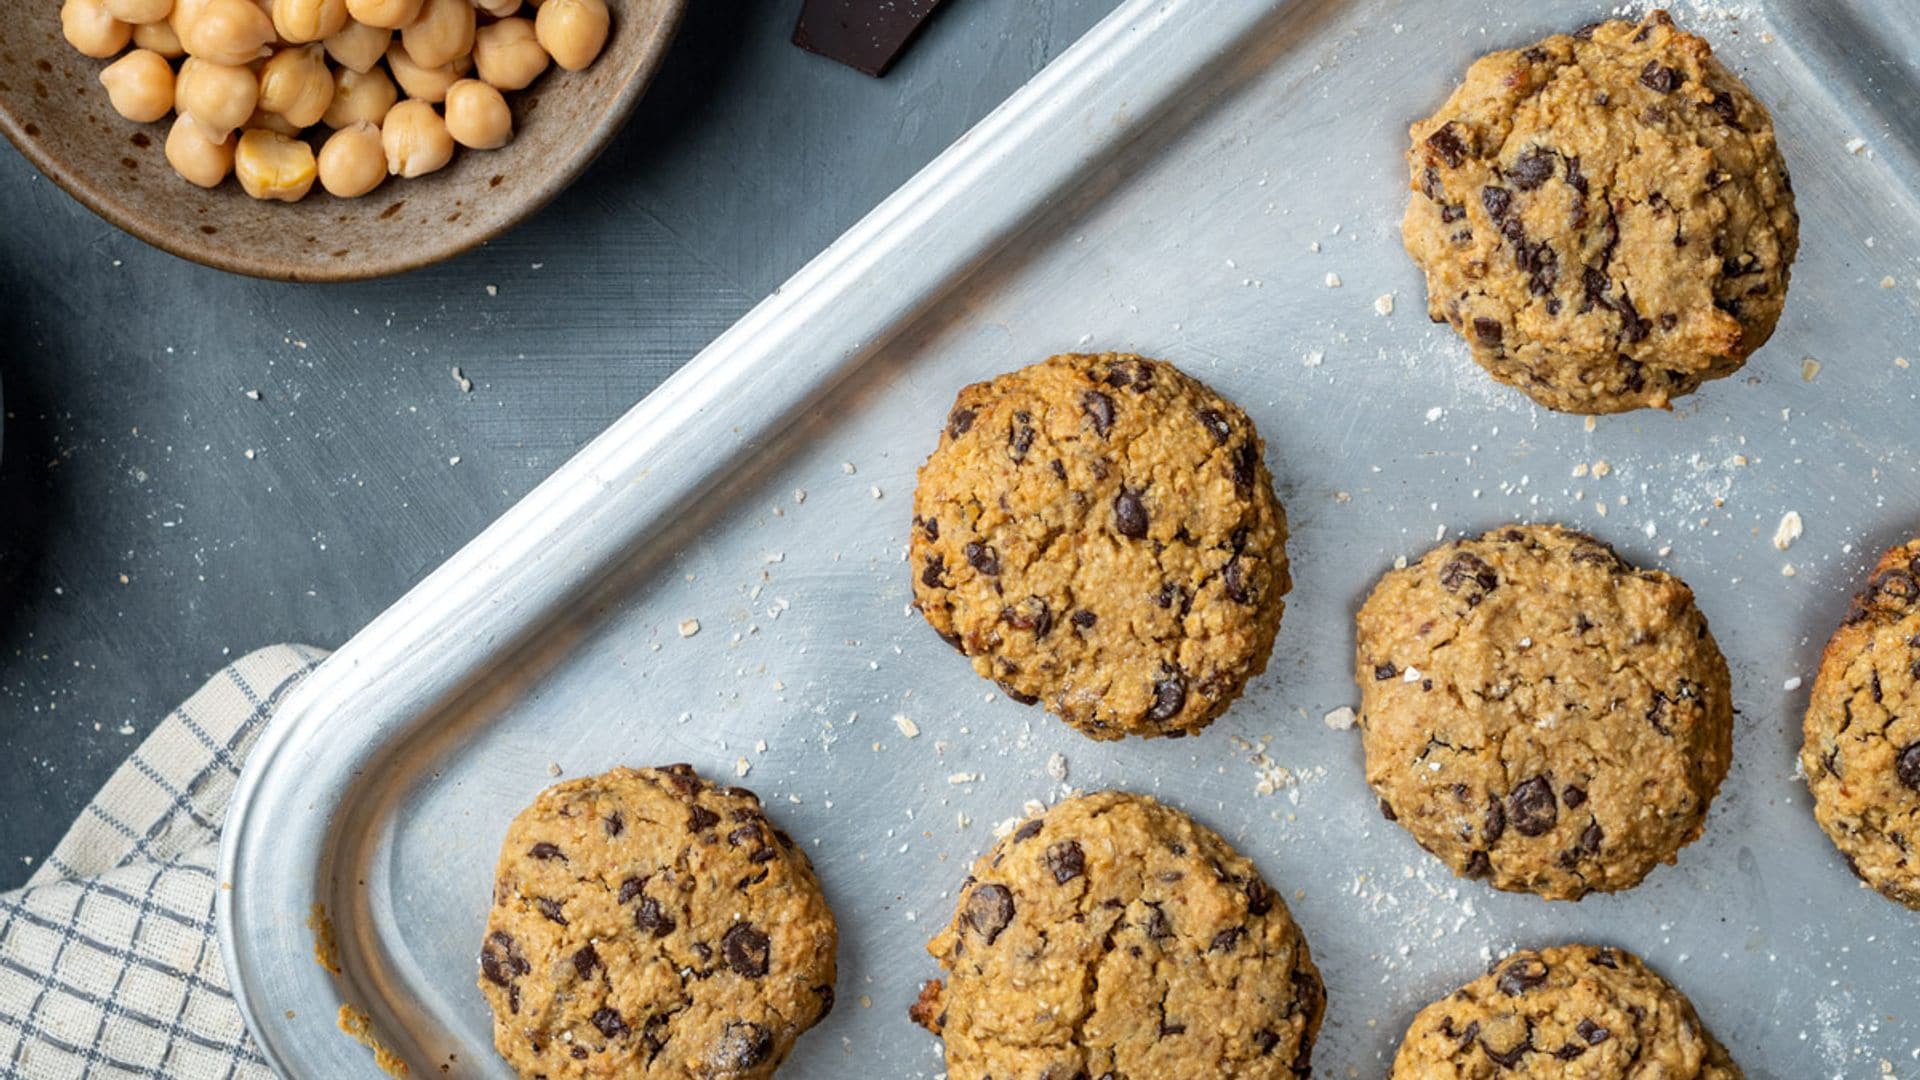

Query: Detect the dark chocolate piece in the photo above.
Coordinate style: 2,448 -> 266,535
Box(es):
793,0 -> 947,78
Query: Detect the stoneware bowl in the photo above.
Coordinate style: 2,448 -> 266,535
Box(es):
0,0 -> 685,281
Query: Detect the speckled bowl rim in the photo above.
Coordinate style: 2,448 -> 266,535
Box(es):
0,0 -> 686,282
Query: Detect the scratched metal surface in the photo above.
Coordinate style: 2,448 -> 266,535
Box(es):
0,0 -> 1119,892
221,0 -> 1920,1077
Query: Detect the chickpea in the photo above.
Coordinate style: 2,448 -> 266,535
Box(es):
257,44 -> 333,126
132,18 -> 185,56
472,17 -> 545,91
343,0 -> 420,30
321,65 -> 395,127
323,19 -> 388,72
245,104 -> 301,134
400,0 -> 472,68
62,0 -> 133,59
442,78 -> 508,149
180,0 -> 274,64
96,49 -> 176,122
234,128 -> 316,200
385,40 -> 467,102
380,98 -> 452,177
473,0 -> 516,16
271,0 -> 346,42
104,0 -> 172,24
317,120 -> 384,196
164,113 -> 234,186
175,57 -> 259,139
533,0 -> 605,71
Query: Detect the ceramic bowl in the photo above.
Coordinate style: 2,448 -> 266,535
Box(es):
0,0 -> 685,281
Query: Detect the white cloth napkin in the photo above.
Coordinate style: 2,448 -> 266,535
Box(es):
0,644 -> 328,1079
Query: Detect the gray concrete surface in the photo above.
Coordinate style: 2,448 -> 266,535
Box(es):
0,0 -> 1116,891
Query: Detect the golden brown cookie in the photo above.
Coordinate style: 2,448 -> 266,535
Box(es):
911,353 -> 1290,740
913,790 -> 1323,1078
1355,524 -> 1733,900
1403,10 -> 1798,413
477,765 -> 837,1078
1801,536 -> 1920,909
1391,945 -> 1741,1077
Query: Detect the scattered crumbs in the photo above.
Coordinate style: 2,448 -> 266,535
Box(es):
337,1005 -> 409,1078
1881,276 -> 1898,289
1781,563 -> 1797,578
1773,511 -> 1803,551
735,756 -> 752,778
1332,491 -> 1351,504
1392,555 -> 1408,570
1323,706 -> 1357,730
1784,676 -> 1803,692
1373,293 -> 1394,316
1800,357 -> 1821,382
678,618 -> 701,638
547,761 -> 562,776
1324,272 -> 1342,288
841,461 -> 857,475
893,714 -> 919,739
1308,241 -> 1321,253
1898,357 -> 1911,370
451,366 -> 473,392
448,456 -> 461,466
793,488 -> 808,503
1845,137 -> 1869,155
484,284 -> 498,296
869,485 -> 884,500
1046,752 -> 1068,781
1572,462 -> 1589,478
1303,350 -> 1324,368
1583,415 -> 1597,433
308,904 -> 342,975
1424,406 -> 1444,423
947,772 -> 981,785
243,449 -> 257,460
243,389 -> 261,401
1591,460 -> 1611,478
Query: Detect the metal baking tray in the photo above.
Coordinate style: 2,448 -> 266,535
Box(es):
218,0 -> 1920,1075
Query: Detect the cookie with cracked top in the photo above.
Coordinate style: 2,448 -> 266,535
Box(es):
1801,534 -> 1920,909
913,790 -> 1323,1078
911,352 -> 1290,739
1391,944 -> 1741,1077
477,765 -> 837,1078
1403,9 -> 1797,413
1355,524 -> 1732,900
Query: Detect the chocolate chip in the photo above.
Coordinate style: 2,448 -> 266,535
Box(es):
1508,146 -> 1557,190
528,842 -> 566,861
1113,490 -> 1149,538
920,554 -> 946,588
1580,822 -> 1604,854
635,897 -> 674,937
1071,609 -> 1096,630
1897,743 -> 1920,792
1555,1043 -> 1587,1061
1224,558 -> 1252,604
1496,954 -> 1549,996
1143,902 -> 1172,940
1147,666 -> 1187,723
603,812 -> 623,837
1616,293 -> 1650,343
1590,947 -> 1618,969
965,883 -> 1015,944
1160,1020 -> 1187,1037
1565,154 -> 1588,196
1374,662 -> 1398,681
1481,1034 -> 1531,1069
997,680 -> 1040,706
479,930 -> 529,986
1082,390 -> 1116,437
1480,185 -> 1512,221
1209,926 -> 1245,953
1465,850 -> 1492,878
1426,122 -> 1470,167
1009,412 -> 1035,461
1232,441 -> 1260,490
947,406 -> 975,438
1646,690 -> 1674,736
964,541 -> 1000,576
1471,318 -> 1504,347
1871,569 -> 1919,607
1439,551 -> 1500,604
1196,407 -> 1231,443
1639,59 -> 1683,93
1001,596 -> 1053,638
1245,878 -> 1272,916
618,876 -> 644,904
1014,818 -> 1044,842
1379,798 -> 1397,822
1253,1028 -> 1280,1055
1577,1018 -> 1611,1045
1706,89 -> 1739,126
572,944 -> 600,979
1509,776 -> 1558,837
712,1021 -> 772,1069
1043,839 -> 1087,884
535,896 -> 567,926
722,922 -> 771,978
1484,796 -> 1507,844
689,805 -> 720,832
591,1007 -> 629,1039
1562,786 -> 1587,809
1104,358 -> 1154,390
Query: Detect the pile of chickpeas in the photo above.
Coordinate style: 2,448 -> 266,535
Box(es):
60,0 -> 610,200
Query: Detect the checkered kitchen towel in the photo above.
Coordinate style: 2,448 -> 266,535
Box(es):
0,644 -> 329,1079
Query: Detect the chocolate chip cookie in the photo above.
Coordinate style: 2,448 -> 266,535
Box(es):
1403,10 -> 1798,414
1391,945 -> 1741,1077
478,765 -> 837,1078
1355,524 -> 1733,900
911,353 -> 1290,739
912,790 -> 1323,1078
1801,536 -> 1920,909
